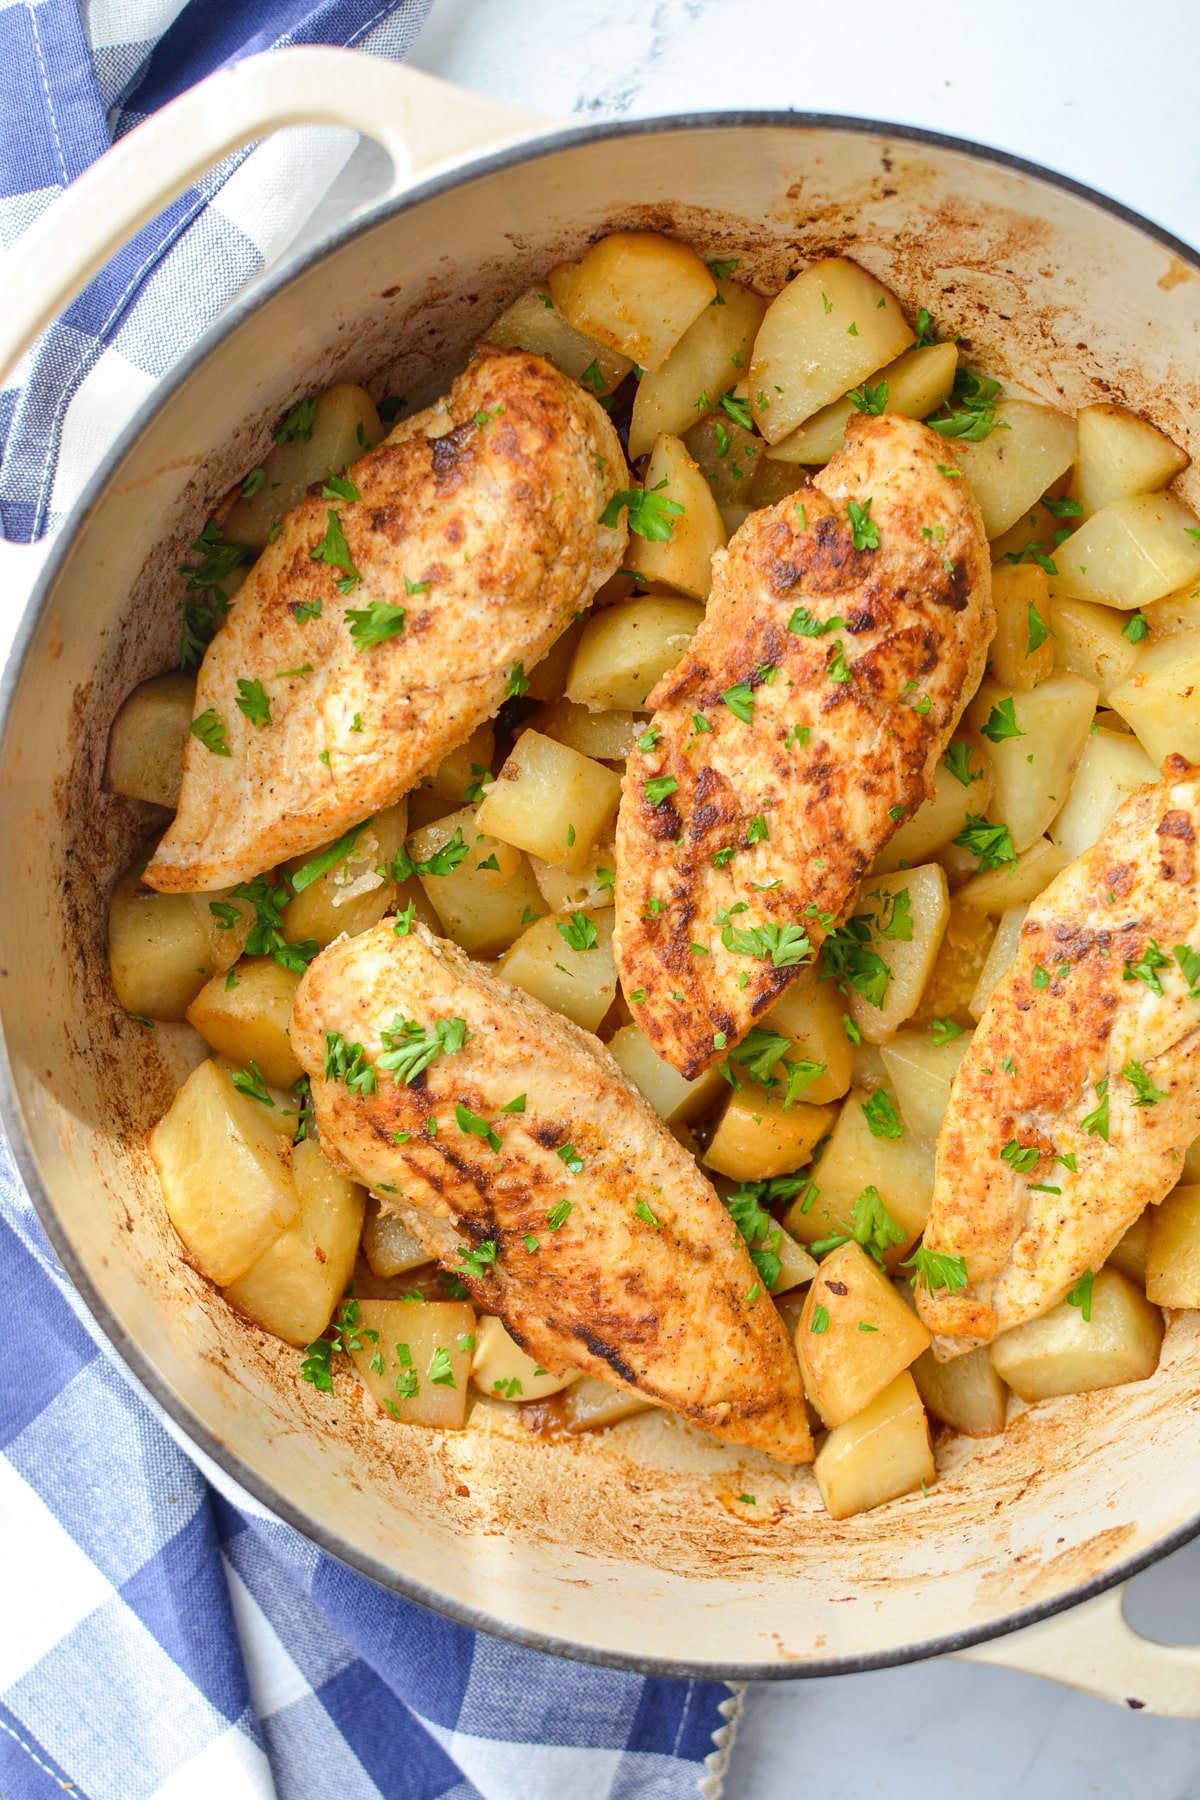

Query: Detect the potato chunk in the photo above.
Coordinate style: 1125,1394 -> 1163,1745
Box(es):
548,231 -> 716,372
988,564 -> 1056,691
880,1028 -> 972,1150
1070,403 -> 1189,517
408,806 -> 542,956
1146,1184 -> 1200,1307
969,906 -> 1026,1020
280,803 -> 408,950
223,1139 -> 364,1346
564,1377 -> 653,1432
845,865 -> 949,1043
1051,492 -> 1200,609
968,672 -> 1098,852
108,868 -> 250,1021
104,672 -> 196,809
348,1299 -> 475,1428
766,342 -> 958,465
475,731 -> 621,873
684,411 -> 763,505
629,279 -> 766,459
990,1269 -> 1164,1401
362,1197 -> 430,1278
497,907 -> 616,1031
872,751 -> 993,874
1108,630 -> 1200,766
1048,728 -> 1156,860
150,1059 -> 298,1285
485,286 -> 631,392
749,257 -> 913,443
955,836 -> 1067,914
798,1242 -> 931,1426
471,1314 -> 578,1401
784,1086 -> 934,1253
758,965 -> 855,1104
912,1344 -> 1008,1437
417,725 -> 496,806
529,699 -> 640,762
186,956 -> 302,1087
224,384 -> 383,552
955,402 -> 1076,539
624,434 -> 727,601
1050,595 -> 1144,702
606,1024 -> 725,1124
566,595 -> 703,710
813,1371 -> 934,1519
1107,1210 -> 1151,1288
704,1091 -> 837,1182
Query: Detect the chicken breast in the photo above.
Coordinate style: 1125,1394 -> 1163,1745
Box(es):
146,348 -> 627,892
290,919 -> 812,1463
919,756 -> 1200,1357
614,413 -> 993,1078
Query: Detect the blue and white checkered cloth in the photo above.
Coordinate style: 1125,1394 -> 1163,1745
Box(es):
0,6 -> 735,1794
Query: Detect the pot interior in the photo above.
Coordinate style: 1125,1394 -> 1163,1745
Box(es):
5,118 -> 1200,1674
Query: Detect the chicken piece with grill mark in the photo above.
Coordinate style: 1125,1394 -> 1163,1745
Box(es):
613,413 -> 993,1078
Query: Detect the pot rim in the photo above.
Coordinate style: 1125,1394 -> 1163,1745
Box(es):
5,105 -> 1200,1681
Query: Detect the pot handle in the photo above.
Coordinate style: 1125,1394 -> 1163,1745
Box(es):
955,1584 -> 1200,1715
0,46 -> 550,386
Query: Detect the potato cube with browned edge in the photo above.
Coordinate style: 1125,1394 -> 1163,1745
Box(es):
757,965 -> 855,1105
475,732 -> 621,874
606,1024 -> 725,1125
766,341 -> 958,466
108,868 -> 250,1022
1069,403 -> 1189,517
223,1139 -> 365,1346
1050,595 -> 1144,702
990,1269 -> 1164,1401
703,1089 -> 837,1183
529,699 -> 640,762
187,957 -> 302,1087
814,1371 -> 935,1519
150,1059 -> 298,1286
912,1344 -> 1008,1437
348,1298 -> 475,1428
486,286 -> 631,392
625,434 -> 727,602
362,1197 -> 431,1278
1051,492 -> 1200,610
566,595 -> 704,711
880,1028 -> 972,1150
224,383 -> 384,552
471,1315 -> 578,1401
564,1377 -> 654,1433
954,837 -> 1068,915
1146,1184 -> 1200,1308
988,564 -> 1055,691
280,803 -> 409,951
1108,630 -> 1200,767
548,232 -> 716,371
847,865 -> 949,1043
968,672 -> 1098,853
1107,1210 -> 1151,1289
498,907 -> 616,1032
104,672 -> 197,809
784,1087 -> 934,1256
408,805 -> 543,956
798,1242 -> 931,1426
629,278 -> 767,459
871,752 -> 993,875
1048,728 -> 1156,861
954,402 -> 1076,539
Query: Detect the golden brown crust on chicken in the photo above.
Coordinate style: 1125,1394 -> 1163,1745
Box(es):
920,756 -> 1200,1356
290,920 -> 812,1463
146,348 -> 627,892
613,414 -> 993,1077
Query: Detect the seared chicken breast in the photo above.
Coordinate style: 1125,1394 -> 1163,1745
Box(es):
146,348 -> 627,892
614,413 -> 993,1077
290,920 -> 812,1463
920,756 -> 1200,1356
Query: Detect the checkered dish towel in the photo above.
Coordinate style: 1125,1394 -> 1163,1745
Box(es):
0,5 -> 734,1796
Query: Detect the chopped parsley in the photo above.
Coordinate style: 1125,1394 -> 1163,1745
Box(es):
644,775 -> 678,807
600,481 -> 684,541
311,509 -> 361,594
558,912 -> 599,952
810,1185 -> 906,1266
820,916 -> 890,1009
788,606 -> 844,638
390,829 -> 470,881
1067,1270 -> 1094,1323
230,1062 -> 272,1106
1123,612 -> 1150,643
846,497 -> 879,551
862,1088 -> 904,1140
274,394 -> 317,442
1174,944 -> 1200,997
1027,603 -> 1051,654
321,472 -> 360,502
291,817 -> 374,893
347,599 -> 406,649
556,1145 -> 584,1175
1124,939 -> 1169,996
848,379 -> 889,416
1122,1060 -> 1167,1106
190,709 -> 230,757
378,1014 -> 470,1084
942,741 -> 982,788
228,873 -> 317,973
810,1304 -> 830,1334
981,697 -> 1024,743
455,1103 -> 501,1152
323,1031 -> 376,1096
1080,1078 -> 1110,1142
547,1198 -> 573,1229
930,1018 -> 963,1046
903,1246 -> 969,1294
719,388 -> 754,431
953,814 -> 1017,870
720,917 -> 813,968
1001,1140 -> 1040,1173
505,662 -> 530,699
457,1239 -> 498,1278
722,682 -> 756,724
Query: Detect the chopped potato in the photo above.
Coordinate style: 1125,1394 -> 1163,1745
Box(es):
629,279 -> 766,459
785,1086 -> 934,1254
969,906 -> 1027,1020
224,384 -> 383,551
749,257 -> 914,443
348,1299 -> 475,1428
871,751 -> 993,874
813,1371 -> 934,1520
186,956 -> 302,1087
1050,492 -> 1200,609
880,1028 -> 972,1149
282,802 -> 408,950
548,231 -> 715,371
523,620 -> 585,705
955,402 -> 1076,539
529,842 -> 613,914
1049,595 -> 1144,701
912,901 -> 995,1027
529,699 -> 640,761
417,724 -> 496,806
1145,581 -> 1200,637
1108,630 -> 1200,766
912,1344 -> 1008,1437
409,806 -> 543,956
683,411 -> 763,505
1048,727 -> 1156,860
704,1090 -> 837,1182
955,836 -> 1067,914
990,1269 -> 1163,1400
1070,403 -> 1189,517
967,673 -> 1098,852
498,907 -> 616,1031
475,731 -> 621,874
770,1228 -> 820,1295
108,868 -> 250,1021
105,672 -> 196,809
485,285 -> 631,391
223,1138 -> 364,1346
848,864 -> 949,1043
362,1197 -> 430,1278
471,1314 -> 578,1400
1107,1211 -> 1151,1289
991,496 -> 1075,564
625,434 -> 727,601
150,1059 -> 298,1285
1184,1137 -> 1200,1184
564,1377 -> 653,1432
989,564 -> 1056,691
1146,1184 -> 1200,1308
745,458 -> 805,510
566,594 -> 703,710
607,1023 -> 725,1124
766,341 -> 957,465
759,965 -> 855,1104
798,1242 -> 931,1426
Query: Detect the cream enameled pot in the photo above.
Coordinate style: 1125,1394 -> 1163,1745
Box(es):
3,48 -> 1200,1710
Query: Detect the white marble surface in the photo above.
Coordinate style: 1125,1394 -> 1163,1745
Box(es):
393,2 -> 1200,1793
